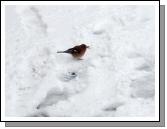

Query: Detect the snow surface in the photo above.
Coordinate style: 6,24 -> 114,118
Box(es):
5,5 -> 155,117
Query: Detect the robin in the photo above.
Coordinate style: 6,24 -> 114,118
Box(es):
57,44 -> 89,59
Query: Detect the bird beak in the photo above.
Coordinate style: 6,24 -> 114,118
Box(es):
86,46 -> 90,48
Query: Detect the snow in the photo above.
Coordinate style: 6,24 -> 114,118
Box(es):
5,5 -> 155,117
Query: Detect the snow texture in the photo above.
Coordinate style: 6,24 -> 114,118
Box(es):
5,5 -> 155,117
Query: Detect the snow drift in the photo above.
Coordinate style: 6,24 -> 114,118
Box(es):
5,5 -> 155,117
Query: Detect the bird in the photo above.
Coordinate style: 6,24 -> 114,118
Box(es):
57,44 -> 89,59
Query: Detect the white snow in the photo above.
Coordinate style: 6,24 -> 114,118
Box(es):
5,5 -> 155,117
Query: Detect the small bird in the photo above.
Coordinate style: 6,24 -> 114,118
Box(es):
57,44 -> 89,59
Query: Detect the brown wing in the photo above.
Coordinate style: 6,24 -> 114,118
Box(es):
72,45 -> 86,58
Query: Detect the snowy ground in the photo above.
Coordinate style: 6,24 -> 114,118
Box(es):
5,5 -> 155,117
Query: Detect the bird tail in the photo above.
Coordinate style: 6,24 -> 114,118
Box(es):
57,50 -> 70,53
57,51 -> 66,53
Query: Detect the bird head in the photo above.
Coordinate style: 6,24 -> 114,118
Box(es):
81,44 -> 90,49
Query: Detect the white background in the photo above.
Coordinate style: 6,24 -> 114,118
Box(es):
0,0 -> 163,126
0,0 -> 167,128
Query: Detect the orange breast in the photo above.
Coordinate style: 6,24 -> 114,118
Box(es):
72,47 -> 86,59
